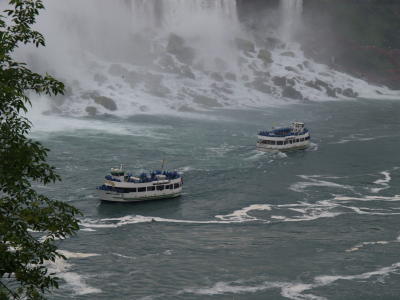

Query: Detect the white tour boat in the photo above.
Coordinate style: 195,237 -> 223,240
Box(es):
256,122 -> 311,151
97,166 -> 183,202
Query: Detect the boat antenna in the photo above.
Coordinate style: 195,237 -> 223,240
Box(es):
161,158 -> 166,170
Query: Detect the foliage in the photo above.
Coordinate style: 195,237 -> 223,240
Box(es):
0,1 -> 81,299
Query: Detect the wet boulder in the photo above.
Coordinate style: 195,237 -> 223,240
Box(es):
158,54 -> 180,73
124,71 -> 142,88
225,72 -> 237,81
285,66 -> 299,74
305,81 -> 321,90
252,78 -> 272,94
265,37 -> 281,49
144,73 -> 170,97
85,106 -> 97,116
343,88 -> 358,98
94,73 -> 107,85
282,86 -> 303,100
167,33 -> 196,65
281,51 -> 296,57
211,72 -> 224,82
257,49 -> 273,65
314,79 -> 329,89
180,65 -> 195,79
93,96 -> 117,111
235,38 -> 255,53
326,86 -> 337,98
108,64 -> 128,77
192,95 -> 222,108
272,76 -> 287,87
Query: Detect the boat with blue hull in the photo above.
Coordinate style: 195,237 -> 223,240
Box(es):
97,166 -> 183,202
256,122 -> 310,151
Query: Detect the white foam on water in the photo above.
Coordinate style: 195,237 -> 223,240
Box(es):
112,253 -> 136,260
47,250 -> 101,295
346,241 -> 390,252
244,150 -> 267,161
345,206 -> 400,216
333,134 -> 394,145
206,143 -> 237,157
81,204 -> 274,230
275,151 -> 288,159
177,166 -> 195,173
290,175 -> 353,193
314,262 -> 400,286
215,204 -> 272,222
28,100 -> 171,139
180,281 -> 285,296
58,250 -> 99,259
80,228 -> 96,232
80,214 -> 235,229
371,171 -> 391,193
164,249 -> 173,255
306,142 -> 319,152
179,262 -> 400,299
81,199 -> 347,231
334,195 -> 400,202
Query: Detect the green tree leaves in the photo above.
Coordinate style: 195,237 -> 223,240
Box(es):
0,1 -> 81,299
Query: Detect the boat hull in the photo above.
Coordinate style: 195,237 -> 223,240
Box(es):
256,140 -> 310,152
98,189 -> 182,202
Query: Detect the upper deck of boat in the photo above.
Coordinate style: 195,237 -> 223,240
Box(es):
258,127 -> 309,138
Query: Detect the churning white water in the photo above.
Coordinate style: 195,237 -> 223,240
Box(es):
7,0 -> 397,124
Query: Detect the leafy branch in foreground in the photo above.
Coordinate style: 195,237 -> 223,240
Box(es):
0,1 -> 81,299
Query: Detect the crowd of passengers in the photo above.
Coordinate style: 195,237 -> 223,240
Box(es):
259,128 -> 308,137
105,170 -> 181,183
97,181 -> 181,193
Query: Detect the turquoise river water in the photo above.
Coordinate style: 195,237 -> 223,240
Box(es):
33,99 -> 400,299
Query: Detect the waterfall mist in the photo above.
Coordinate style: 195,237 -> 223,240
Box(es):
280,0 -> 303,42
5,0 -> 394,122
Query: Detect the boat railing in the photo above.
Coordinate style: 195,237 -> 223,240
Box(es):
107,170 -> 181,184
105,175 -> 121,182
258,128 -> 309,137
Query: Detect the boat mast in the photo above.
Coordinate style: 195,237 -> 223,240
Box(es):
161,159 -> 166,170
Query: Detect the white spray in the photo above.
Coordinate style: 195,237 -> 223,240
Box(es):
280,0 -> 303,42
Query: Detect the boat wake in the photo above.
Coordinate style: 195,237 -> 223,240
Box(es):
289,175 -> 354,193
178,262 -> 400,299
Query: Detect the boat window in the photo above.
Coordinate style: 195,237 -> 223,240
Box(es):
166,185 -> 171,189
284,141 -> 288,145
300,138 -> 305,142
277,141 -> 283,145
174,183 -> 180,189
128,188 -> 136,192
147,186 -> 155,191
157,185 -> 164,191
295,139 -> 299,143
289,140 -> 293,144
138,187 -> 146,192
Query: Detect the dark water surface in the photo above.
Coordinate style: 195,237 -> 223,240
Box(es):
35,99 -> 400,299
